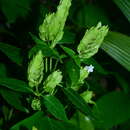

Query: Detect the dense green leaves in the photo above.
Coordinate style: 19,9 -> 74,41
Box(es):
113,0 -> 130,22
63,88 -> 93,118
0,42 -> 23,65
43,95 -> 68,121
93,91 -> 130,128
0,77 -> 31,93
0,88 -> 28,112
102,31 -> 130,71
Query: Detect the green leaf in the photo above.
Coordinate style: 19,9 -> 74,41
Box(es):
60,45 -> 76,57
93,91 -> 130,128
0,63 -> 7,77
0,42 -> 23,65
70,111 -> 94,130
63,88 -> 93,118
0,88 -> 28,112
113,0 -> 130,22
102,31 -> 130,71
0,0 -> 34,23
43,95 -> 68,121
10,112 -> 44,130
65,59 -> 80,86
58,30 -> 75,44
74,4 -> 111,28
0,77 -> 31,93
11,112 -> 78,130
29,44 -> 60,59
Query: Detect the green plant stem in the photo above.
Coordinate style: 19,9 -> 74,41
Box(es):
50,58 -> 52,71
45,58 -> 48,73
53,60 -> 58,71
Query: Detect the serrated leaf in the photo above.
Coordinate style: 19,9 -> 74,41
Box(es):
102,31 -> 130,71
93,91 -> 130,128
43,95 -> 68,121
0,42 -> 23,65
0,77 -> 31,93
0,88 -> 28,112
63,88 -> 94,118
113,0 -> 130,22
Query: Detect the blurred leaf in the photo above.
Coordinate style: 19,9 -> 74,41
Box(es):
113,0 -> 130,22
0,42 -> 23,65
63,88 -> 93,118
112,72 -> 129,93
0,88 -> 28,112
93,91 -> 130,128
65,59 -> 80,86
0,63 -> 7,77
0,0 -> 34,23
70,111 -> 94,130
74,4 -> 111,28
58,30 -> 75,44
102,31 -> 130,71
11,112 -> 78,130
0,77 -> 31,93
43,95 -> 68,121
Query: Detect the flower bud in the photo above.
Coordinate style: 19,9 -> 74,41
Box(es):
81,91 -> 95,105
43,70 -> 62,94
31,98 -> 41,111
39,0 -> 71,48
28,50 -> 44,88
77,22 -> 109,59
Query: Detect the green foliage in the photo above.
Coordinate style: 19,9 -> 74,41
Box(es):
0,88 -> 28,112
0,42 -> 23,65
102,31 -> 130,71
43,95 -> 68,121
0,0 -> 130,129
0,0 -> 34,23
63,88 -> 93,118
113,0 -> 130,22
0,77 -> 31,93
93,92 -> 130,128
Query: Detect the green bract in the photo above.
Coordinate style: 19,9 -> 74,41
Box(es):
77,22 -> 109,59
79,66 -> 89,85
71,66 -> 89,91
28,50 -> 44,88
39,0 -> 71,48
43,70 -> 62,94
81,91 -> 95,105
31,98 -> 41,111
